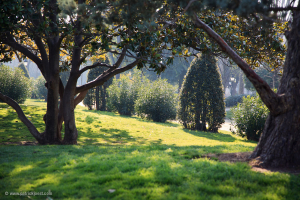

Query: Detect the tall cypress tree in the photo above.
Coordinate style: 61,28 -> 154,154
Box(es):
178,53 -> 225,132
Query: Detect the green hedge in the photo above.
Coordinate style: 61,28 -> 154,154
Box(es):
135,78 -> 177,123
231,94 -> 269,141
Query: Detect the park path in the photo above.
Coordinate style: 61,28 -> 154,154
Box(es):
220,119 -> 235,132
220,108 -> 235,132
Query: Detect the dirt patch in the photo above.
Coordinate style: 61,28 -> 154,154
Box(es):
202,152 -> 300,175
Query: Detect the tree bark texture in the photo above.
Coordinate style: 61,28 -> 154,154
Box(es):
194,12 -> 300,168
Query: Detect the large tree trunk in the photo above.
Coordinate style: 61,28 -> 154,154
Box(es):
44,41 -> 60,144
250,11 -> 300,168
194,12 -> 300,168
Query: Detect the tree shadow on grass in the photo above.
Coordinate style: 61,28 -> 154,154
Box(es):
78,128 -> 163,146
82,109 -> 180,128
0,145 -> 298,200
182,128 -> 238,142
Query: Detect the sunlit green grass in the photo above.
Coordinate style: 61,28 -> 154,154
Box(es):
0,99 -> 299,200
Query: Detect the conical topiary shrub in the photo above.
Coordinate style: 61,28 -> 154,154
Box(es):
178,53 -> 225,132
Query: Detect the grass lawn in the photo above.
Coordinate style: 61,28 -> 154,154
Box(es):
0,99 -> 299,200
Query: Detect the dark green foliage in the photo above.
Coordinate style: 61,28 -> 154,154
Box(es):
225,94 -> 249,107
107,69 -> 143,116
17,62 -> 30,78
0,65 -> 31,103
135,78 -> 177,123
178,54 -> 225,132
231,94 -> 269,141
83,59 -> 112,110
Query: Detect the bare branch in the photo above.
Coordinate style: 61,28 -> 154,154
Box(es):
0,92 -> 44,143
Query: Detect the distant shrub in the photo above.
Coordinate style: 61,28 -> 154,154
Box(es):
0,65 -> 31,103
135,78 -> 177,123
225,94 -> 249,107
231,94 -> 269,141
107,69 -> 144,116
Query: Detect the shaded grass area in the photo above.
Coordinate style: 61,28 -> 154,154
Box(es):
0,145 -> 299,200
0,100 -> 299,199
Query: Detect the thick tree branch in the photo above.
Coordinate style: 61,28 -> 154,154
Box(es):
3,33 -> 43,72
0,92 -> 44,143
75,59 -> 140,94
33,36 -> 49,75
74,90 -> 89,108
193,15 -> 287,115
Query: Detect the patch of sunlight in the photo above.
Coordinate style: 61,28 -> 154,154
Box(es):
165,148 -> 173,153
19,174 -> 60,191
62,159 -> 78,169
169,162 -> 183,169
151,186 -> 169,197
256,192 -> 282,200
131,150 -> 140,155
216,184 -> 236,195
139,167 -> 155,179
10,165 -> 34,176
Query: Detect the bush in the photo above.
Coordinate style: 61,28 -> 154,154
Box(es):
231,94 -> 269,141
177,53 -> 225,132
0,65 -> 31,103
135,78 -> 177,123
107,69 -> 143,116
225,94 -> 248,107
